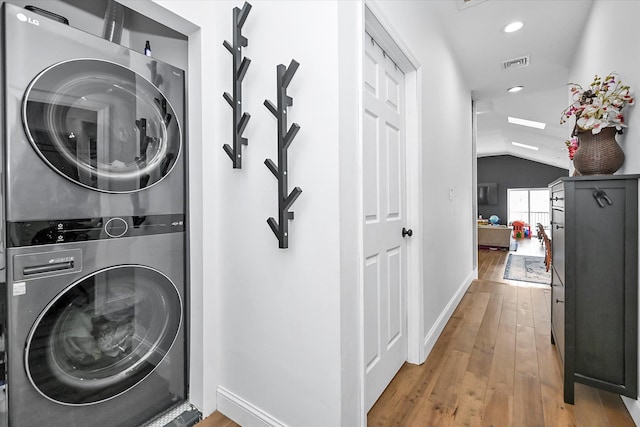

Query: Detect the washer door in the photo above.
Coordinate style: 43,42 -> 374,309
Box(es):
22,59 -> 181,193
25,266 -> 182,405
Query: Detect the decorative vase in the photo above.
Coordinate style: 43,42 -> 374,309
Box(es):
572,127 -> 625,175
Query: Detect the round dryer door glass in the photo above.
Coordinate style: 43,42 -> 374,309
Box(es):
22,59 -> 182,193
25,266 -> 182,405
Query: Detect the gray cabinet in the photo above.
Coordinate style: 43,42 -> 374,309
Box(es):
549,175 -> 638,404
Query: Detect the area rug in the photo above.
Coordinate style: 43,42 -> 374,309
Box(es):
503,254 -> 550,284
478,241 -> 517,252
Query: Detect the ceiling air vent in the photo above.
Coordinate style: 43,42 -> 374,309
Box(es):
456,0 -> 486,10
502,55 -> 530,70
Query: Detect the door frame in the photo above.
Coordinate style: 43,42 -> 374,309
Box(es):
360,0 -> 423,418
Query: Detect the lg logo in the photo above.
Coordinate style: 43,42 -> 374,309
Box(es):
16,13 -> 39,26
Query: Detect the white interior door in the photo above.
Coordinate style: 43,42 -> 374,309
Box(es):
363,35 -> 408,412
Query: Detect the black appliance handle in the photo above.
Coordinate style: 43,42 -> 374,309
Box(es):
23,261 -> 74,276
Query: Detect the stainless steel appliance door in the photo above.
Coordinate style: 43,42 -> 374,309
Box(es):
25,265 -> 182,405
23,59 -> 181,193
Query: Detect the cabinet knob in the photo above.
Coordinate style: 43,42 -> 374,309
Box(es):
555,224 -> 564,230
556,299 -> 564,304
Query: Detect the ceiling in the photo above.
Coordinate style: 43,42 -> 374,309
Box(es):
430,0 -> 595,170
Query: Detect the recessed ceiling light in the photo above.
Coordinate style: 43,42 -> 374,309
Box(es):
507,86 -> 524,93
508,116 -> 546,130
503,21 -> 524,33
512,141 -> 539,151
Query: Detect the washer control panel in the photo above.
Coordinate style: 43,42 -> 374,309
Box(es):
104,217 -> 129,238
7,214 -> 185,247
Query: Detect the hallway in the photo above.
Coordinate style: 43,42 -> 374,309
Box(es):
200,239 -> 635,426
367,240 -> 635,426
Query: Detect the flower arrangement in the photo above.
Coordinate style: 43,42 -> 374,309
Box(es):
564,137 -> 579,160
560,72 -> 634,135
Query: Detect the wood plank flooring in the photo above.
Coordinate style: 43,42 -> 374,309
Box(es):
368,239 -> 634,426
197,239 -> 635,426
196,411 -> 240,427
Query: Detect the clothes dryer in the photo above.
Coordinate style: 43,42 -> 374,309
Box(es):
2,2 -> 185,222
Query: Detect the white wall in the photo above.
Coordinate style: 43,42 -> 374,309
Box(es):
153,1 -> 348,426
336,1 -> 365,425
373,1 -> 475,358
569,0 -> 640,175
152,0 -> 474,425
568,0 -> 640,422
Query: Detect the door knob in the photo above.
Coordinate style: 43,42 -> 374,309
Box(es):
402,227 -> 413,238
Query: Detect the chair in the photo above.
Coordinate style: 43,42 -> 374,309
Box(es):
536,223 -> 544,244
536,223 -> 552,272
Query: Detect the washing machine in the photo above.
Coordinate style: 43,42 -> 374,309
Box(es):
4,232 -> 186,427
0,3 -> 189,426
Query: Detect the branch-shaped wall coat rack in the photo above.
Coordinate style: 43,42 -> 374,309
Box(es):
264,60 -> 301,249
222,1 -> 252,168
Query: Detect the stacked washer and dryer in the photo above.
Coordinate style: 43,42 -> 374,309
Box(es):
1,3 -> 190,426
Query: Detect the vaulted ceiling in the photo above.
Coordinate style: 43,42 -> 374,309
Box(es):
430,0 -> 594,169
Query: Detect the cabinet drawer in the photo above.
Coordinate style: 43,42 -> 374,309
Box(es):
551,208 -> 565,285
551,270 -> 565,362
551,188 -> 565,210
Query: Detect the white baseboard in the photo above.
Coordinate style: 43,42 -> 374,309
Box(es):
621,396 -> 640,425
422,270 -> 475,358
217,386 -> 288,427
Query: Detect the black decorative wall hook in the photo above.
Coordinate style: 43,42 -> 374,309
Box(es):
264,60 -> 301,249
223,1 -> 252,168
593,187 -> 613,208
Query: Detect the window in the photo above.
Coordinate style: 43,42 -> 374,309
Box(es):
507,188 -> 550,233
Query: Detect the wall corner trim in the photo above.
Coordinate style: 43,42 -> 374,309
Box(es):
621,396 -> 640,425
422,270 -> 475,360
217,386 -> 288,427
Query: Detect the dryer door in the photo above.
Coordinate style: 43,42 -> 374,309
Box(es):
25,265 -> 182,405
22,59 -> 181,193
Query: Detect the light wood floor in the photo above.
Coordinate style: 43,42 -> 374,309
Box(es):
197,238 -> 635,427
196,411 -> 240,427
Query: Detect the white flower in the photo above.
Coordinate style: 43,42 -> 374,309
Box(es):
561,73 -> 634,135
